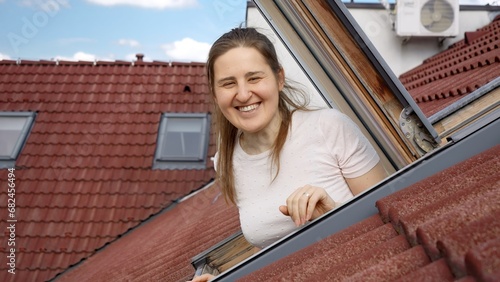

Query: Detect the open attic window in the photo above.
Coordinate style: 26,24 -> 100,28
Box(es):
191,232 -> 259,278
248,0 -> 442,171
0,112 -> 36,169
153,113 -> 211,170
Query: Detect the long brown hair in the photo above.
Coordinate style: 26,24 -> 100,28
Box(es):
207,27 -> 309,205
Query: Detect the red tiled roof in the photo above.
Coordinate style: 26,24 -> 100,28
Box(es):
50,144 -> 499,281
241,145 -> 500,281
0,58 -> 215,282
399,15 -> 500,117
54,183 -> 240,282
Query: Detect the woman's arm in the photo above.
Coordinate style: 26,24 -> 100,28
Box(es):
279,162 -> 388,226
345,162 -> 388,196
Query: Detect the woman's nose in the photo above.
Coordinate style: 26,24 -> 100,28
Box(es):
236,84 -> 252,101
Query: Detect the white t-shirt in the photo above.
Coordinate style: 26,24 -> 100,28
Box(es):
221,109 -> 380,249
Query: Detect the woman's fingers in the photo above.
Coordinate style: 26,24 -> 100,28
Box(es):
286,185 -> 315,226
188,274 -> 215,282
283,185 -> 336,227
279,205 -> 289,216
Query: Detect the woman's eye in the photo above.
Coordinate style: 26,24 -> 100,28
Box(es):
249,77 -> 261,82
222,82 -> 234,87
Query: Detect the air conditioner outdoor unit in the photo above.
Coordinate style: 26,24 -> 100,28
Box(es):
396,0 -> 459,37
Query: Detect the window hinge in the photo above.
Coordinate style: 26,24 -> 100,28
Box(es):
399,106 -> 438,156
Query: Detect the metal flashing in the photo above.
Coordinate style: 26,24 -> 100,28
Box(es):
428,77 -> 500,124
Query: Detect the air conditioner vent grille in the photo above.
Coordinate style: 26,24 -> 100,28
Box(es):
421,0 -> 455,32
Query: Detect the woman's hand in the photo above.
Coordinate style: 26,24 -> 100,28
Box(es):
188,274 -> 215,282
279,185 -> 337,226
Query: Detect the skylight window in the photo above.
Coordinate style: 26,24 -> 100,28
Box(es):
154,113 -> 211,170
0,112 -> 36,168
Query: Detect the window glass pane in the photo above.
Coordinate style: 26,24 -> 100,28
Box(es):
162,131 -> 183,158
166,118 -> 202,132
183,131 -> 202,158
0,117 -> 27,157
161,117 -> 204,160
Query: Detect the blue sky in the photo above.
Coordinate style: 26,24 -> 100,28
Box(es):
0,0 -> 247,63
0,0 -> 495,63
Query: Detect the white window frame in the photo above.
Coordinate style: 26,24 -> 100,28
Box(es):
153,113 -> 211,170
0,112 -> 36,168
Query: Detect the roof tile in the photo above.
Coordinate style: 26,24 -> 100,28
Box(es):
55,184 -> 240,282
0,59 -> 214,282
464,237 -> 500,281
314,235 -> 411,281
437,211 -> 500,277
344,246 -> 430,281
416,189 -> 500,260
394,259 -> 454,282
399,174 -> 499,245
400,17 -> 500,117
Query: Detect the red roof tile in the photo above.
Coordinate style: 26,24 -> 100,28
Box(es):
399,15 -> 500,117
464,236 -> 500,281
0,58 -> 215,282
54,183 -> 240,282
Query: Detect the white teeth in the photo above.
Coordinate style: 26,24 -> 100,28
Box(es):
239,104 -> 258,112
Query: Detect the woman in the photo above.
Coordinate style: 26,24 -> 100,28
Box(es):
190,27 -> 387,282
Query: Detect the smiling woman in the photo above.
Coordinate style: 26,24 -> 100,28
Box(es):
213,47 -> 283,137
189,27 -> 388,282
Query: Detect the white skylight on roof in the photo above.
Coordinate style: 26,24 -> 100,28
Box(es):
153,112 -> 210,170
0,112 -> 36,168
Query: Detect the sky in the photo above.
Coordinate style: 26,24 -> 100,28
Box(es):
0,0 -> 248,63
0,0 -> 496,63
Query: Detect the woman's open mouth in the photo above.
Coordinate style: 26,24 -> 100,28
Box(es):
237,103 -> 260,112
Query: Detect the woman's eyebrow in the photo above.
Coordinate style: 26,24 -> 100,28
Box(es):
217,76 -> 235,85
245,71 -> 265,78
216,71 -> 265,85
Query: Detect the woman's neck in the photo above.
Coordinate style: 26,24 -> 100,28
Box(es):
239,114 -> 282,155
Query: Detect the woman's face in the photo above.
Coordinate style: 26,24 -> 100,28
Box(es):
213,47 -> 284,135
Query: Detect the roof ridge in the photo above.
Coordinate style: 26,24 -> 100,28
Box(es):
0,59 -> 206,67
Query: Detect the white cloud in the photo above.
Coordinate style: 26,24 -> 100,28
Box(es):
54,51 -> 113,62
0,53 -> 11,60
86,0 -> 198,9
161,37 -> 210,62
118,39 -> 140,48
